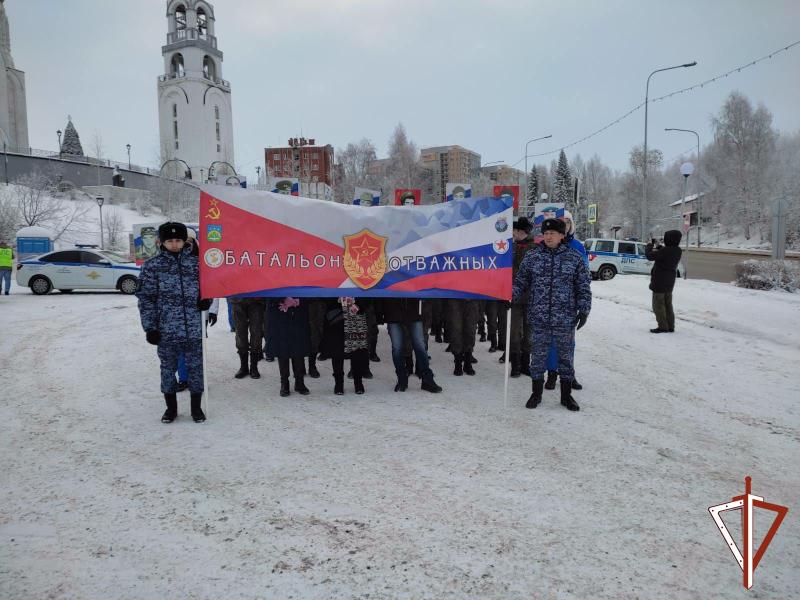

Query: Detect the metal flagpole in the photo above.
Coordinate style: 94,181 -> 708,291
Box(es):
502,307 -> 512,410
201,309 -> 210,416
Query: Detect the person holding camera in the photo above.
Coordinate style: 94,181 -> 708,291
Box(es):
645,230 -> 682,333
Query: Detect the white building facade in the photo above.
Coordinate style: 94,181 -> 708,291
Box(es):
157,0 -> 235,182
0,0 -> 29,149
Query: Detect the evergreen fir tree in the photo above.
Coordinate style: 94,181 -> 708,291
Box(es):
527,164 -> 538,206
61,116 -> 84,156
554,149 -> 572,208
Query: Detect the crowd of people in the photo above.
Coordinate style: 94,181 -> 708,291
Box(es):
137,210 -> 686,424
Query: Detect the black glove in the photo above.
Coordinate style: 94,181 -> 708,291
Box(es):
145,330 -> 161,345
576,313 -> 588,330
198,298 -> 212,311
207,313 -> 218,327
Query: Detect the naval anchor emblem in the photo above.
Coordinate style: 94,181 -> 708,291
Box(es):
342,229 -> 388,290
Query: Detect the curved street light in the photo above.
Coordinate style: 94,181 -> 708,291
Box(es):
159,158 -> 193,180
641,61 -> 697,240
207,160 -> 238,182
524,134 -> 552,215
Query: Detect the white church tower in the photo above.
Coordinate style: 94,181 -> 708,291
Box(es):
0,0 -> 29,148
157,1 -> 235,182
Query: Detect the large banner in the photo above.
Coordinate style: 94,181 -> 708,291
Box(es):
353,187 -> 380,206
199,186 -> 513,300
446,183 -> 472,202
493,185 -> 519,211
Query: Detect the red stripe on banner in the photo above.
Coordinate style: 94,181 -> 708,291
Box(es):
385,267 -> 512,300
199,192 -> 346,297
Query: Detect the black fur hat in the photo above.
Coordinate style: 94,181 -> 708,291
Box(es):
158,222 -> 188,242
513,217 -> 532,232
541,218 -> 566,235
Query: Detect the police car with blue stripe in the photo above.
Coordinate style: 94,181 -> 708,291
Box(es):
16,244 -> 140,295
584,238 -> 684,281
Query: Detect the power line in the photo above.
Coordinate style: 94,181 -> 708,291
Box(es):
518,39 -> 800,163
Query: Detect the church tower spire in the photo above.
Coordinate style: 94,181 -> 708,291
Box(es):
157,1 -> 235,182
0,0 -> 29,148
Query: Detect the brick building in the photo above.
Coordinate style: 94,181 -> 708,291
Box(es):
265,138 -> 334,186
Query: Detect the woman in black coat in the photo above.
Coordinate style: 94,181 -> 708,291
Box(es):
320,297 -> 371,395
266,297 -> 312,396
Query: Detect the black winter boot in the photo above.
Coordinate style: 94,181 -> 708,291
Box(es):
161,393 -> 178,423
235,352 -> 249,379
526,379 -> 544,409
249,352 -> 261,379
369,340 -> 380,362
394,377 -> 408,392
560,379 -> 580,411
469,353 -> 478,364
421,375 -> 442,393
334,373 -> 344,395
294,377 -> 310,395
479,332 -> 487,343
463,353 -> 476,376
545,371 -> 558,390
453,353 -> 464,376
190,392 -> 206,422
488,333 -> 498,353
510,353 -> 521,378
498,352 -> 506,364
278,358 -> 291,397
571,376 -> 583,391
520,352 -> 530,376
307,356 -> 320,379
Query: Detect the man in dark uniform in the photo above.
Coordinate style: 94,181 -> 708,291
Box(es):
502,217 -> 534,377
445,298 -> 479,375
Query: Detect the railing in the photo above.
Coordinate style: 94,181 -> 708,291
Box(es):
166,28 -> 217,49
158,72 -> 228,88
2,144 -> 163,177
158,73 -> 186,82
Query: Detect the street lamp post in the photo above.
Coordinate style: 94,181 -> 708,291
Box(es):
126,144 -> 131,170
255,165 -> 261,185
641,61 -> 697,241
524,134 -> 552,216
96,195 -> 105,249
679,161 -> 694,278
56,130 -> 62,158
665,127 -> 701,245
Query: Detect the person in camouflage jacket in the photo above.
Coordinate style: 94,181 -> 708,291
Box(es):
136,222 -> 211,423
512,218 -> 591,411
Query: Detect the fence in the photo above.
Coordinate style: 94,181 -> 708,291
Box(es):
1,143 -> 162,177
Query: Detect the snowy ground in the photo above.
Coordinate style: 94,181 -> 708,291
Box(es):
1,275 -> 798,599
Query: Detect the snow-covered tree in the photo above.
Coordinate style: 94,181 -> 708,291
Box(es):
0,186 -> 21,242
553,150 -> 572,208
13,172 -> 91,242
706,91 -> 778,240
61,117 -> 84,156
103,207 -> 124,250
527,163 -> 538,206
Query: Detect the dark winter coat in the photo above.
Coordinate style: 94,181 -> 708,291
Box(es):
646,229 -> 682,293
136,248 -> 202,343
266,298 -> 311,358
512,241 -> 592,331
321,298 -> 371,358
512,236 -> 535,306
379,298 -> 423,324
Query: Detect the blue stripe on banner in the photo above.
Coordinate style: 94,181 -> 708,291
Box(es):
374,244 -> 512,289
231,286 -> 504,300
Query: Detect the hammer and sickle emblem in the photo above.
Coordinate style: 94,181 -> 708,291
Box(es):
206,199 -> 221,220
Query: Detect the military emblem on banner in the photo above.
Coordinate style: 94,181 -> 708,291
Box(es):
206,224 -> 222,242
342,229 -> 388,289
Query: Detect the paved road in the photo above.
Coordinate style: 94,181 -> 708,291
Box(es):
683,248 -> 800,283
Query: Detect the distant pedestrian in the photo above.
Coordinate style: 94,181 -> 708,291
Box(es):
0,240 -> 13,295
645,230 -> 682,333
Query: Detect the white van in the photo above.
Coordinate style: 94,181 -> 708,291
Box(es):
584,238 -> 684,281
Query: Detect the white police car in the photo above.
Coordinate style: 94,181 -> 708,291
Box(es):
584,238 -> 684,281
16,245 -> 140,295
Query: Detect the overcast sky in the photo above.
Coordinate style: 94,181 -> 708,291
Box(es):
8,0 -> 800,178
